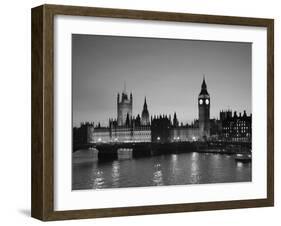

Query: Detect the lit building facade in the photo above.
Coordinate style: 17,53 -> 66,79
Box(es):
221,110 -> 252,142
90,86 -> 151,143
169,127 -> 199,142
90,124 -> 151,143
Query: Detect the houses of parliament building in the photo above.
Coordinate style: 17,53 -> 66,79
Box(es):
87,78 -> 210,144
80,78 -> 251,144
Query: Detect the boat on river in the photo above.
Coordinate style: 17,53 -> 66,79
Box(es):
235,153 -> 252,163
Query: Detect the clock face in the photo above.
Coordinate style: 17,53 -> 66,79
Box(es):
205,99 -> 209,105
199,99 -> 203,105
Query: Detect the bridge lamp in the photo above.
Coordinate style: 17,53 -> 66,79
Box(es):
157,136 -> 160,141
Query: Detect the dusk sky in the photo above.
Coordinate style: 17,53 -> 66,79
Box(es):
72,34 -> 251,127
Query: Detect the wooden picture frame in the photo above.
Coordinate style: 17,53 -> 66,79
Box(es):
31,4 -> 274,221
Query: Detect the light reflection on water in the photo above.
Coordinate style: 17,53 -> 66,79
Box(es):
111,161 -> 120,187
170,154 -> 179,176
92,170 -> 104,189
153,162 -> 163,186
190,152 -> 200,183
237,162 -> 243,167
153,170 -> 163,186
72,152 -> 252,190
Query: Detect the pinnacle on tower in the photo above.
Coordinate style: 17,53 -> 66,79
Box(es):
201,75 -> 207,90
143,97 -> 147,109
199,75 -> 209,96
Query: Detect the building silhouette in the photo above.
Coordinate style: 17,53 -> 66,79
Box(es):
73,122 -> 94,145
151,115 -> 171,143
74,78 -> 251,145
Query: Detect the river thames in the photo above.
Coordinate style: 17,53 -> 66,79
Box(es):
72,149 -> 251,190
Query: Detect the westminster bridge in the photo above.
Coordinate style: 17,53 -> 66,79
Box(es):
73,141 -> 251,161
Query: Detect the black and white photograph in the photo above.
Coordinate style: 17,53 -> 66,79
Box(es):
72,34 -> 252,190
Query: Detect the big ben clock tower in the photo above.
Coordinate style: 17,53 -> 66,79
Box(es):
198,77 -> 210,140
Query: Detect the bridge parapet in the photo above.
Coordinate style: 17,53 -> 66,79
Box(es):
117,148 -> 133,160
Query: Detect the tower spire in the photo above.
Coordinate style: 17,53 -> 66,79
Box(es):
143,96 -> 147,110
141,96 -> 149,126
202,75 -> 207,90
199,75 -> 208,95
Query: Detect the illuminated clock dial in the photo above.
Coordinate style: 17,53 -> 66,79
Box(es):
205,99 -> 209,105
199,99 -> 203,105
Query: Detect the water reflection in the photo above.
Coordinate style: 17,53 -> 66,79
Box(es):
92,169 -> 104,189
72,151 -> 252,190
236,162 -> 244,168
170,154 -> 179,176
153,170 -> 163,186
111,161 -> 120,187
153,163 -> 163,186
190,152 -> 200,183
211,154 -> 221,166
172,154 -> 178,161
